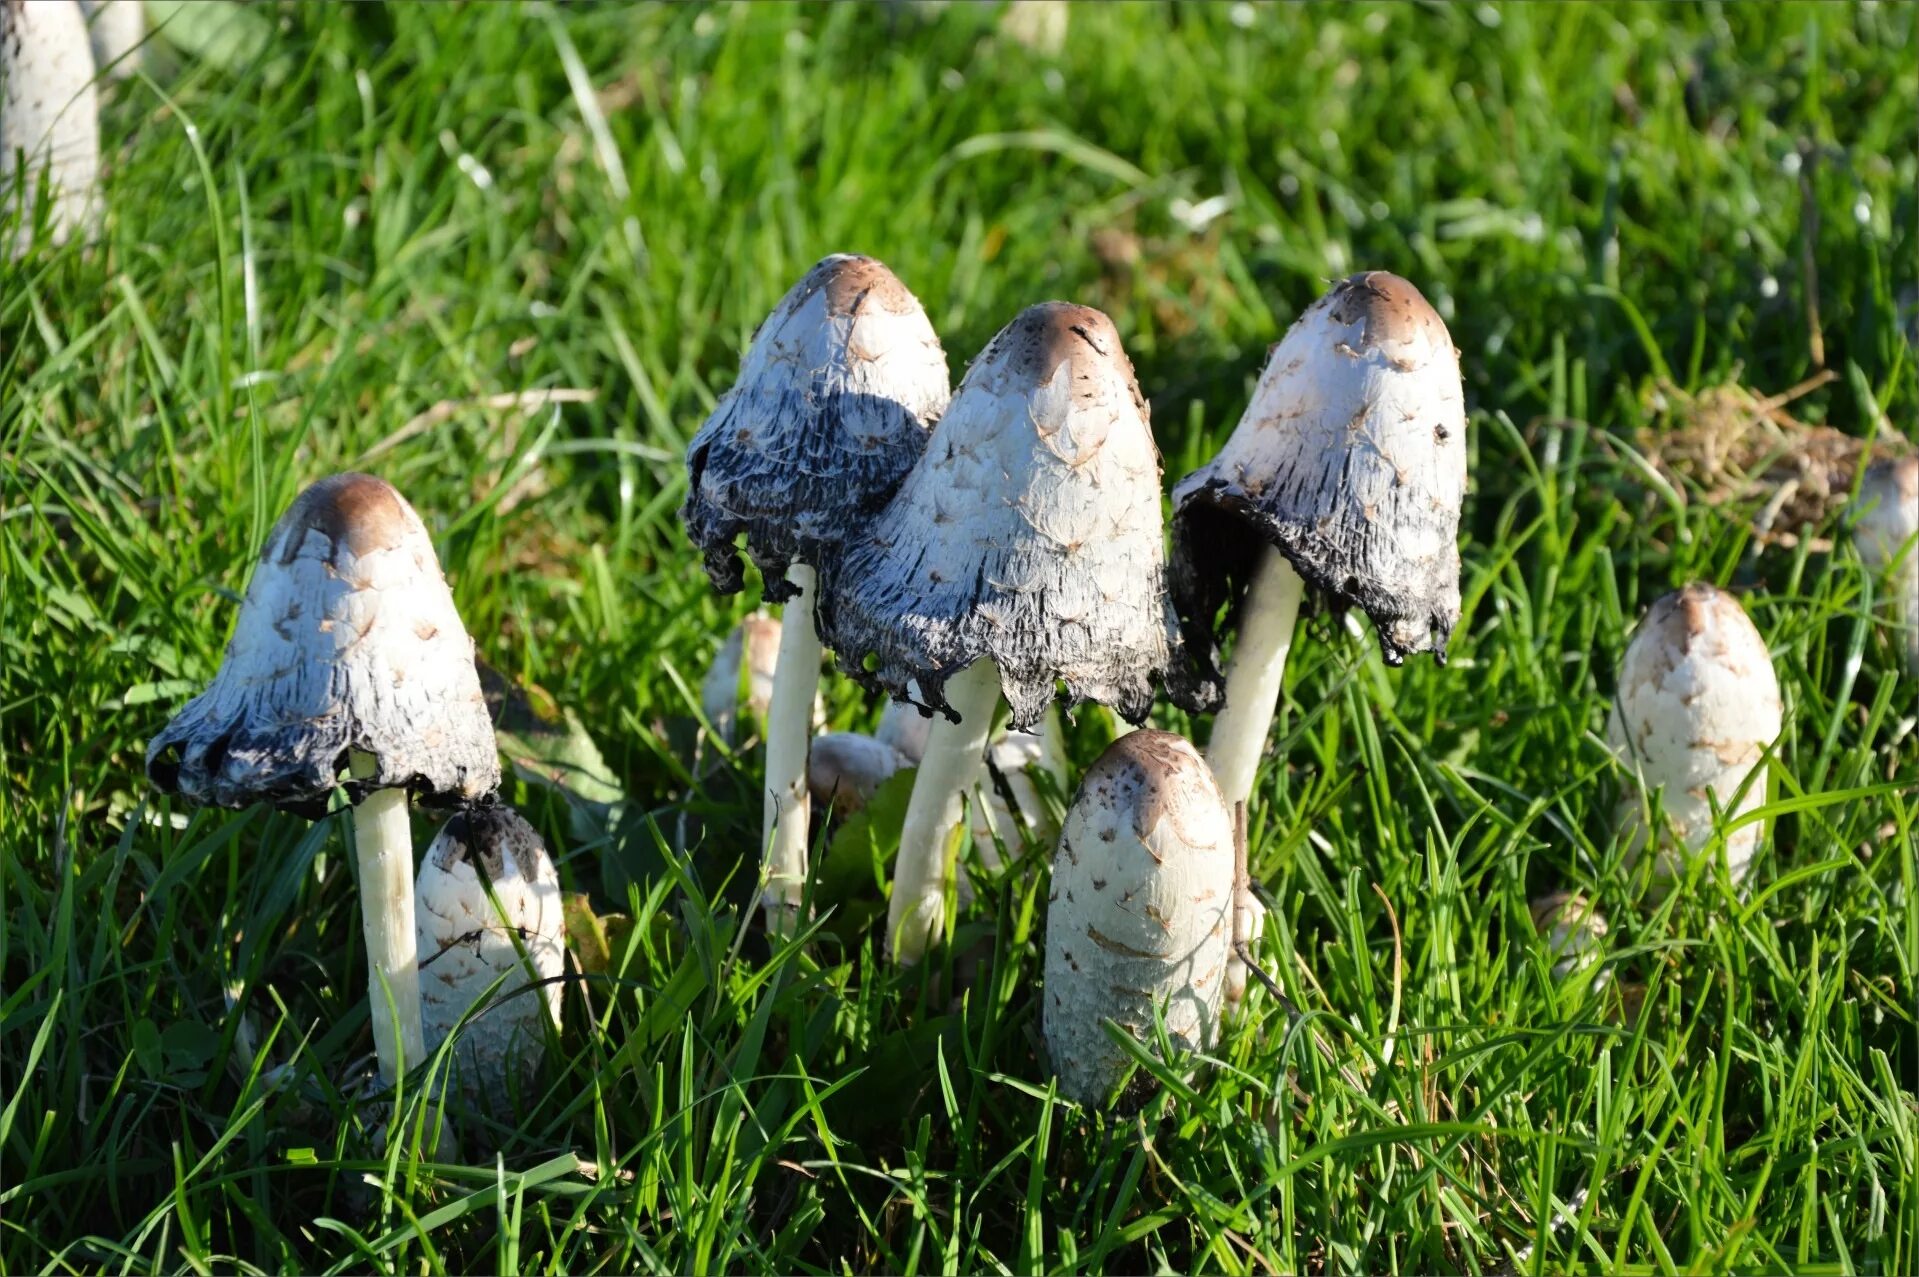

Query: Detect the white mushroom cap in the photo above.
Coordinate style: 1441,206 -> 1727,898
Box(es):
807,717 -> 1062,848
1042,731 -> 1234,1106
1606,584 -> 1782,887
78,0 -> 141,79
146,474 -> 501,818
682,253 -> 950,602
416,805 -> 564,1106
698,612 -> 786,746
2,0 -> 102,253
820,302 -> 1214,728
1529,891 -> 1609,982
1172,272 -> 1467,670
1851,454 -> 1918,673
806,731 -> 913,816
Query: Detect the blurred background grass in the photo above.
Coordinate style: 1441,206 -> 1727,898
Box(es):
2,1 -> 1915,1272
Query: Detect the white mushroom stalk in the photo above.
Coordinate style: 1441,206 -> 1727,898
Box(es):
417,805 -> 564,1110
682,255 -> 950,935
1171,272 -> 1467,810
147,474 -> 500,1108
1606,584 -> 1783,892
820,302 -> 1214,963
1043,732 -> 1235,1106
2,0 -> 102,254
1851,454 -> 1918,675
79,0 -> 142,79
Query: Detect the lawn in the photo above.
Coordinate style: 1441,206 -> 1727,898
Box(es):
2,1 -> 1916,1272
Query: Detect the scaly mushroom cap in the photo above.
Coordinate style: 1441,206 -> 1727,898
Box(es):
1171,272 -> 1467,671
819,302 -> 1215,728
2,0 -> 102,253
146,474 -> 502,818
78,0 -> 141,78
1042,731 -> 1235,1106
682,254 -> 950,601
1852,454 -> 1918,672
1605,584 -> 1782,885
416,805 -> 564,1105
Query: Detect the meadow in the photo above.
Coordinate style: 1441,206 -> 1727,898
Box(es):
2,1 -> 1916,1272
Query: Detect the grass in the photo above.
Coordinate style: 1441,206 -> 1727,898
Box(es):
2,0 -> 1915,1271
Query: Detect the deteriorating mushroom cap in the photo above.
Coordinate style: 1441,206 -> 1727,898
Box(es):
1605,583 -> 1782,879
417,805 -> 563,1102
819,302 -> 1214,728
146,474 -> 502,819
1171,271 -> 1467,670
682,254 -> 950,602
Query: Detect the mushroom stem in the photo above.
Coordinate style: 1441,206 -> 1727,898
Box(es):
888,657 -> 1000,964
350,788 -> 428,1089
1204,546 -> 1306,809
761,563 -> 823,934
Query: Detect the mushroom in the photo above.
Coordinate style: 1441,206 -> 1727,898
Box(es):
682,254 -> 949,934
1171,272 -> 1466,809
416,804 -> 564,1109
1528,892 -> 1610,983
1605,584 -> 1782,891
806,731 -> 914,817
78,0 -> 141,79
146,474 -> 499,1102
2,0 -> 102,254
1851,454 -> 1918,675
697,611 -> 786,749
820,302 -> 1213,962
1042,731 -> 1235,1106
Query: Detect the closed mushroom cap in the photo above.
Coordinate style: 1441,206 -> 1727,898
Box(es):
2,0 -> 102,251
79,0 -> 141,78
1853,454 -> 1919,671
146,474 -> 501,818
806,731 -> 913,816
1605,584 -> 1782,878
1171,272 -> 1467,670
698,612 -> 786,744
1043,731 -> 1234,1106
820,302 -> 1214,728
1529,891 -> 1609,980
682,254 -> 950,602
417,805 -> 564,1102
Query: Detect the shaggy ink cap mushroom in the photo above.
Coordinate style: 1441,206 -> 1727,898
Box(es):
820,301 -> 1214,728
1172,271 -> 1467,674
1851,454 -> 1919,673
1043,731 -> 1235,1107
2,0 -> 102,253
681,253 -> 950,602
146,473 -> 501,818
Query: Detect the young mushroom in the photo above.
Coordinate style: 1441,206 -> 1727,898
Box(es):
1528,892 -> 1610,984
146,474 -> 499,1106
697,611 -> 787,750
416,804 -> 564,1110
1171,272 -> 1467,809
1606,584 -> 1782,892
1850,454 -> 1918,675
682,254 -> 950,934
79,0 -> 142,79
2,0 -> 102,254
820,302 -> 1214,963
1042,732 -> 1235,1106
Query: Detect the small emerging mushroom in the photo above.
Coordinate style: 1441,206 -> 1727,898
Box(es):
416,804 -> 564,1109
79,0 -> 142,79
820,302 -> 1213,963
697,611 -> 787,749
2,0 -> 102,254
1171,272 -> 1467,809
682,254 -> 950,934
147,474 -> 500,1102
1529,892 -> 1609,983
1851,454 -> 1918,675
1042,732 -> 1235,1106
1606,584 -> 1782,891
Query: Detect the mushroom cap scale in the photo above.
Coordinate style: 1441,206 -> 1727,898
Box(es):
146,473 -> 502,818
2,0 -> 102,253
1171,271 -> 1467,670
1042,731 -> 1234,1107
819,302 -> 1215,728
682,254 -> 950,601
1605,584 -> 1782,884
416,805 -> 564,1106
